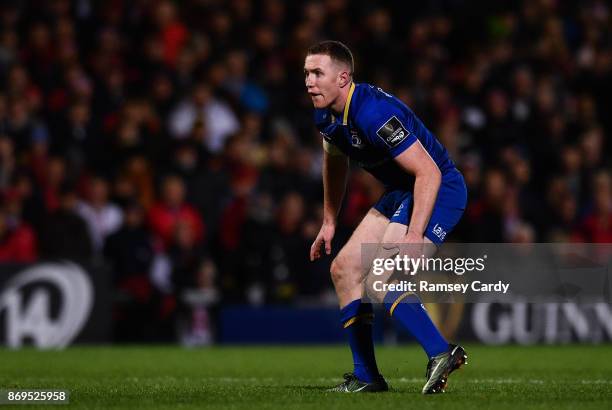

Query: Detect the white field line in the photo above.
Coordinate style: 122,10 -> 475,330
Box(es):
195,377 -> 612,385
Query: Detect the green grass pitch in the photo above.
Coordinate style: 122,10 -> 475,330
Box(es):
1,345 -> 611,409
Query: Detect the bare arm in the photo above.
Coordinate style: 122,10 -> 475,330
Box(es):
322,142 -> 349,224
310,141 -> 349,260
394,140 -> 441,239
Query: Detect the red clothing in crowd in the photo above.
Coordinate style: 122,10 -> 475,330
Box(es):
574,213 -> 612,243
161,23 -> 188,67
0,223 -> 38,263
148,203 -> 204,248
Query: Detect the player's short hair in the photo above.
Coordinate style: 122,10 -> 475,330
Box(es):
307,40 -> 354,75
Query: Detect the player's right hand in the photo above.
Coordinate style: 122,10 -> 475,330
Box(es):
310,223 -> 335,261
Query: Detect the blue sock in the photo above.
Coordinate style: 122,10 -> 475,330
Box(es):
340,299 -> 380,382
384,291 -> 448,358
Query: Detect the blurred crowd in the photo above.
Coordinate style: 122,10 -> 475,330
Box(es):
0,0 -> 611,339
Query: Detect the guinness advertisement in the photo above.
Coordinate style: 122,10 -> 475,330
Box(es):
427,302 -> 612,345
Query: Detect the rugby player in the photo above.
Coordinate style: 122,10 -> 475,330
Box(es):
305,41 -> 468,394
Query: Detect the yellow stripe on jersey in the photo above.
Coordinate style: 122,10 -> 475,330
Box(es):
342,82 -> 356,125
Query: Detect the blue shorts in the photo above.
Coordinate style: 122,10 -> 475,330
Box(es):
373,170 -> 467,245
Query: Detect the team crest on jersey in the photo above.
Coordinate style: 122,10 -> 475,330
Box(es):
350,129 -> 365,149
376,116 -> 410,147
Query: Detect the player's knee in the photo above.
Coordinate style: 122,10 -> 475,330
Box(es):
330,256 -> 357,286
329,257 -> 344,285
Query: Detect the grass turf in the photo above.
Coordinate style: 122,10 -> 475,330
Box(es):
1,345 -> 611,409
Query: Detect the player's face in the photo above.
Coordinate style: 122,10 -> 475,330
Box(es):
304,54 -> 342,109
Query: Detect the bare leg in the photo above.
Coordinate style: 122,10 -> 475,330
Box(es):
330,208 -> 389,307
364,222 -> 437,303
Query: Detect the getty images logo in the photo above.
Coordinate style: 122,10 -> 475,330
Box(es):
0,262 -> 93,348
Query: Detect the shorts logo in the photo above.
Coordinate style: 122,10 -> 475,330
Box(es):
393,203 -> 404,217
376,116 -> 410,148
432,223 -> 446,241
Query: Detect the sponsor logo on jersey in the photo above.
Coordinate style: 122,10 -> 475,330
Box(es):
376,116 -> 410,147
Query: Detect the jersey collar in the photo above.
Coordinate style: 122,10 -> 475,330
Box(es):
342,82 -> 356,125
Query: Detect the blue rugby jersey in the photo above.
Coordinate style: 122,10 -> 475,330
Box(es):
314,83 -> 456,189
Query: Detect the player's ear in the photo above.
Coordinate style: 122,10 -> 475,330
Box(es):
338,70 -> 350,88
